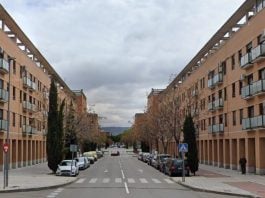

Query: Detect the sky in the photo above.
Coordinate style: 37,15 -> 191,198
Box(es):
0,0 -> 245,127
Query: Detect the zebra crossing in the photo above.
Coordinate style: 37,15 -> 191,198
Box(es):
75,177 -> 175,184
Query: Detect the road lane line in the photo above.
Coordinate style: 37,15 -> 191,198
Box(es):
104,169 -> 108,173
124,182 -> 130,194
152,178 -> 161,183
103,178 -> 110,183
127,178 -> 135,183
89,178 -> 98,183
139,178 -> 148,183
54,188 -> 64,193
164,178 -> 174,184
121,170 -> 125,179
138,169 -> 143,173
115,178 -> 122,183
76,178 -> 86,183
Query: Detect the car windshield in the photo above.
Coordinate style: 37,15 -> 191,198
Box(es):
60,161 -> 73,166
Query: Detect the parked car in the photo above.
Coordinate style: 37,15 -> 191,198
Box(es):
138,152 -> 143,160
86,156 -> 95,164
159,156 -> 170,173
164,158 -> 190,177
75,157 -> 90,170
56,160 -> 79,177
83,151 -> 97,161
152,154 -> 171,169
96,151 -> 104,158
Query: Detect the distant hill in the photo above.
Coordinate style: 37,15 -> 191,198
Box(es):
101,127 -> 129,136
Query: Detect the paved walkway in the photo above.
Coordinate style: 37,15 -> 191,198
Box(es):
0,162 -> 77,192
172,164 -> 265,198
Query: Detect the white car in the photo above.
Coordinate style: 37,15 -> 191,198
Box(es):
75,157 -> 90,170
56,160 -> 79,176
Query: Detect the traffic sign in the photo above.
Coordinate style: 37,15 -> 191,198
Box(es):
179,143 -> 188,153
3,143 -> 9,153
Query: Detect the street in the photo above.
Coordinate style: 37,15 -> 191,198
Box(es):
1,148 -> 241,198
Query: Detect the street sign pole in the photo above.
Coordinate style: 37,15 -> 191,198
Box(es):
182,151 -> 185,182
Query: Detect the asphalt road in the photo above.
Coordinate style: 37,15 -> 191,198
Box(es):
1,148 -> 241,198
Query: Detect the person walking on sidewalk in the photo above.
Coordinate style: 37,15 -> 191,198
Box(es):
239,157 -> 247,174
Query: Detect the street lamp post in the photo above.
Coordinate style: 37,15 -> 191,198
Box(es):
4,57 -> 13,189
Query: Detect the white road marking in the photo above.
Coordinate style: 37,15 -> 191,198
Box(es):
127,178 -> 135,183
152,178 -> 161,183
103,178 -> 110,183
104,169 -> 108,173
121,170 -> 125,179
164,178 -> 174,184
54,188 -> 64,193
115,178 -> 122,183
138,169 -> 143,173
76,178 -> 86,183
139,178 -> 148,183
124,182 -> 130,194
89,178 -> 98,183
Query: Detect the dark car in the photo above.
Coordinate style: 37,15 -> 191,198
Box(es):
159,157 -> 170,173
165,158 -> 190,177
153,154 -> 171,169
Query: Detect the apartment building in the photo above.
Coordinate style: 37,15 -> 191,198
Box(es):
0,5 -> 80,170
153,0 -> 265,174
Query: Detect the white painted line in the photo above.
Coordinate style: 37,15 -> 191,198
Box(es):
138,169 -> 143,173
164,178 -> 174,184
139,178 -> 148,183
76,178 -> 86,183
54,188 -> 64,193
152,178 -> 161,183
89,178 -> 98,183
127,178 -> 135,183
124,182 -> 130,194
103,178 -> 110,183
104,169 -> 108,173
115,178 -> 122,183
121,170 -> 125,179
47,196 -> 56,198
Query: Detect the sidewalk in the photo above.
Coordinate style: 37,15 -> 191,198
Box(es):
0,162 -> 77,193
172,164 -> 265,198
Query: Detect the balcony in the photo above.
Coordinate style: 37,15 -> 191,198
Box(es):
240,52 -> 253,69
208,73 -> 223,89
241,79 -> 265,99
0,58 -> 9,74
23,77 -> 36,91
22,101 -> 37,113
22,125 -> 37,135
251,43 -> 265,63
0,88 -> 8,103
242,115 -> 265,130
208,124 -> 224,133
208,98 -> 224,111
0,119 -> 8,132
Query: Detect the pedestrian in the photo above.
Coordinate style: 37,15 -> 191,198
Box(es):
239,157 -> 247,174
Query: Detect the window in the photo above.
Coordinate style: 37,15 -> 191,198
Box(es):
248,106 -> 254,118
231,54 -> 235,70
247,74 -> 253,84
219,114 -> 223,124
238,50 -> 242,63
13,60 -> 16,74
240,109 -> 243,125
208,118 -> 211,126
232,83 -> 236,98
20,115 -> 22,128
224,113 -> 227,127
239,81 -> 242,95
0,79 -> 3,89
20,90 -> 22,102
13,86 -> 16,100
12,112 -> 16,127
246,42 -> 252,54
256,0 -> 263,12
218,90 -> 222,99
259,68 -> 265,80
224,87 -> 227,101
0,109 -> 3,120
259,103 -> 265,115
221,61 -> 226,75
232,111 -> 236,126
23,92 -> 27,101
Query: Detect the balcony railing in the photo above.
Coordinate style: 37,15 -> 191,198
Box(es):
240,52 -> 253,69
0,58 -> 9,74
22,125 -> 37,135
242,115 -> 265,130
208,98 -> 223,111
0,119 -> 8,131
0,88 -> 8,103
23,77 -> 36,91
208,124 -> 224,133
208,73 -> 223,89
251,43 -> 265,63
22,101 -> 37,112
241,79 -> 265,99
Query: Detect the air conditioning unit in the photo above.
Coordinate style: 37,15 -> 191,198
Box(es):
240,74 -> 246,81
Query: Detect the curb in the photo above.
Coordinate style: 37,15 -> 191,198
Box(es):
170,178 -> 260,198
0,177 -> 78,193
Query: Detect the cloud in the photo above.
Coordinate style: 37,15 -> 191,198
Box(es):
1,0 -> 245,126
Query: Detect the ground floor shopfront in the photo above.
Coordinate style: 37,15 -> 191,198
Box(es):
0,134 -> 46,171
